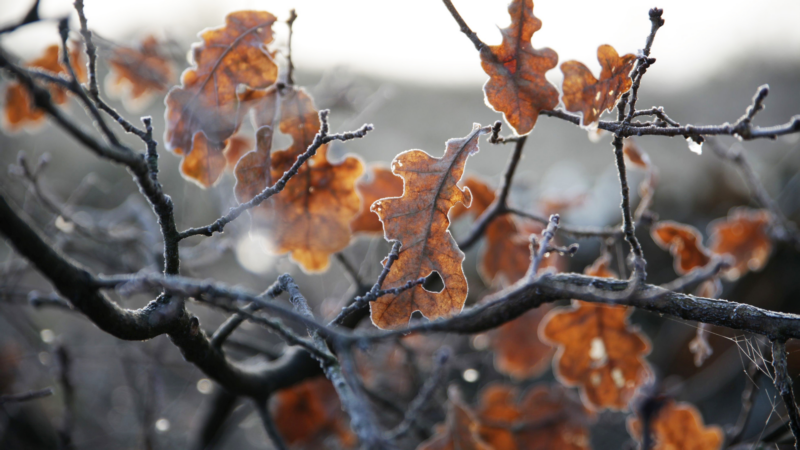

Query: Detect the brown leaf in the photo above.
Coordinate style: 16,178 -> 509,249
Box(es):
351,165 -> 404,234
3,43 -> 86,131
370,126 -> 488,329
271,377 -> 356,448
627,400 -> 723,450
651,221 -> 712,275
480,0 -> 559,135
234,125 -> 273,203
165,10 -> 278,187
418,386 -> 493,450
475,383 -> 594,450
541,255 -> 651,410
222,133 -> 254,169
708,208 -> 772,280
688,279 -> 721,367
561,45 -> 636,127
490,306 -> 554,380
235,87 -> 363,273
622,138 -> 650,170
106,35 -> 175,108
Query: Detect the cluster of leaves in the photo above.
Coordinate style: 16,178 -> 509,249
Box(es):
0,0 -> 790,449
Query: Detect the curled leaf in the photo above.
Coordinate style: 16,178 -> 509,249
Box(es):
476,383 -> 594,450
627,400 -> 723,450
3,43 -> 86,131
235,87 -> 363,273
370,125 -> 488,329
708,208 -> 772,280
165,10 -> 278,187
561,45 -> 636,127
351,165 -> 404,234
541,255 -> 651,410
271,377 -> 356,448
480,0 -> 559,135
651,221 -> 711,275
418,386 -> 492,450
106,35 -> 175,110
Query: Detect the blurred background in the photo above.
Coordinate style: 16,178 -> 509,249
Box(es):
1,0 -> 800,449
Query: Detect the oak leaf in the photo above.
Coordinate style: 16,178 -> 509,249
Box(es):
106,35 -> 175,110
627,400 -> 723,450
561,45 -> 636,127
351,165 -> 404,234
489,307 -> 554,380
165,10 -> 278,187
451,177 -> 561,287
541,255 -> 651,410
370,125 -> 489,329
480,0 -> 559,135
3,43 -> 86,131
271,377 -> 356,448
476,383 -> 594,450
708,208 -> 772,280
651,221 -> 712,275
235,87 -> 363,273
417,386 -> 492,450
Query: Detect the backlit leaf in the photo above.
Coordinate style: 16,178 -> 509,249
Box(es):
480,0 -> 559,135
235,87 -> 363,273
351,165 -> 404,234
3,43 -> 86,132
627,400 -> 723,450
106,35 -> 175,110
561,45 -> 635,127
476,383 -> 594,450
165,10 -> 278,187
541,255 -> 651,410
708,208 -> 772,280
370,125 -> 489,329
651,221 -> 711,275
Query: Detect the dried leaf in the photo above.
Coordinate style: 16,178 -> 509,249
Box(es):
622,138 -> 651,170
3,43 -> 86,131
271,377 -> 356,448
235,87 -> 363,272
222,133 -> 254,169
351,165 -> 404,234
561,45 -> 636,127
708,208 -> 772,280
234,125 -> 273,203
106,35 -> 175,109
418,386 -> 492,450
476,383 -> 593,450
369,125 -> 488,329
490,307 -> 554,380
628,400 -> 723,450
651,221 -> 712,275
541,255 -> 651,410
165,10 -> 278,187
480,0 -> 559,135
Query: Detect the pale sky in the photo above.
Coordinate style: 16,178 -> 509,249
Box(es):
2,0 -> 799,88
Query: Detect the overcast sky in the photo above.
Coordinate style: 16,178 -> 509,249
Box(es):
2,0 -> 799,88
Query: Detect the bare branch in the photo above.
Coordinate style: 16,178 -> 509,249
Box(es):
440,0 -> 486,51
0,387 -> 54,405
771,339 -> 800,450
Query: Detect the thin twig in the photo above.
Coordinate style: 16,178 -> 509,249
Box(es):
440,0 -> 485,51
528,214 -> 560,278
771,339 -> 800,450
0,387 -> 54,405
254,400 -> 288,450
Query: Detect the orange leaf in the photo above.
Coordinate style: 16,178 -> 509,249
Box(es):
622,138 -> 651,170
271,377 -> 356,448
561,45 -> 636,127
651,221 -> 712,275
480,0 -> 558,135
541,255 -> 651,410
234,125 -> 273,204
165,10 -> 278,187
490,306 -> 554,380
476,383 -> 594,450
369,125 -> 488,329
222,133 -> 254,170
627,400 -> 723,450
417,386 -> 492,450
235,87 -> 363,273
106,35 -> 175,109
351,165 -> 404,234
3,43 -> 85,132
708,208 -> 772,280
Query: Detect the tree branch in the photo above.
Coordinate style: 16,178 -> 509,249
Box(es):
771,339 -> 800,450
